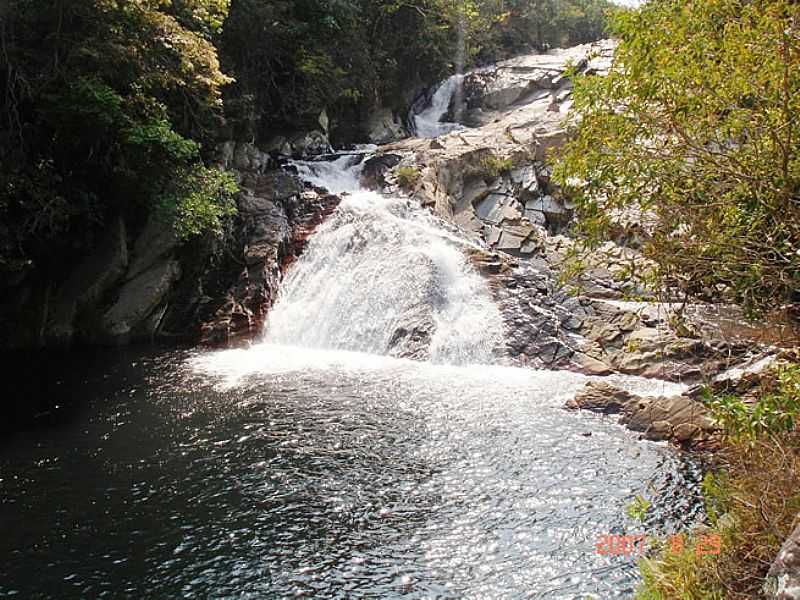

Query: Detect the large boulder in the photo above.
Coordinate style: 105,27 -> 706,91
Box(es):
46,217 -> 129,346
102,260 -> 182,341
366,107 -> 408,145
564,381 -> 634,413
126,214 -> 179,281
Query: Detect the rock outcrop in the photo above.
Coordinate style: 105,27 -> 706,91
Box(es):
0,142 -> 341,349
565,381 -> 719,449
765,522 -> 800,600
356,40 -> 768,381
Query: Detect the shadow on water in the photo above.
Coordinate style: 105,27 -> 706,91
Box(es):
1,344 -> 166,437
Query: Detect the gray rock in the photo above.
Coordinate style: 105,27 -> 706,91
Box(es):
510,165 -> 539,193
102,260 -> 182,340
318,109 -> 329,134
496,231 -> 527,251
765,522 -> 800,599
290,130 -> 330,156
47,217 -> 129,345
361,154 -> 402,189
233,142 -> 271,171
367,107 -> 407,145
126,214 -> 179,281
475,193 -> 520,225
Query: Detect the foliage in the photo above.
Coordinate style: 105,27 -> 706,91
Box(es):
626,494 -> 651,523
482,0 -> 620,58
220,0 -> 616,141
396,166 -> 422,190
0,0 -> 238,279
637,365 -> 800,599
706,364 -> 800,442
554,0 -> 800,317
482,154 -> 514,179
636,538 -> 725,600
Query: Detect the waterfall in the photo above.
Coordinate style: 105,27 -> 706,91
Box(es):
266,158 -> 505,365
413,74 -> 465,139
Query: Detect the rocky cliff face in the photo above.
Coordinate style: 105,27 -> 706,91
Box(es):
0,143 -> 339,349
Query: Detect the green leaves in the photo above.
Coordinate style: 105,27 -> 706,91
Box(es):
555,0 -> 800,316
0,0 -> 238,274
706,365 -> 800,443
126,119 -> 200,162
164,167 -> 239,240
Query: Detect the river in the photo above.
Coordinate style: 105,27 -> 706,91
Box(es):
0,76 -> 703,599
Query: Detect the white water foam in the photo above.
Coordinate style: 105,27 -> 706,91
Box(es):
413,74 -> 465,138
266,158 -> 505,365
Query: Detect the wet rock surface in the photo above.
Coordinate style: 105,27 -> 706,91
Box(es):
195,146 -> 341,345
565,381 -> 719,450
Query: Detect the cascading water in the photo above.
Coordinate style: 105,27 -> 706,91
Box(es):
413,74 -> 466,138
267,157 -> 504,364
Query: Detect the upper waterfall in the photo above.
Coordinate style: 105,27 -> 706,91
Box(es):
413,74 -> 465,138
265,157 -> 504,365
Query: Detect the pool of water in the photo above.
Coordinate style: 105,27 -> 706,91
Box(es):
0,344 -> 703,599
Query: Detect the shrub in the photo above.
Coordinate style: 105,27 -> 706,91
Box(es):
396,166 -> 421,190
637,365 -> 800,599
706,364 -> 800,443
555,0 -> 800,317
481,154 -> 514,179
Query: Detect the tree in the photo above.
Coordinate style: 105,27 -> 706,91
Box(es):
554,0 -> 800,316
0,0 -> 237,276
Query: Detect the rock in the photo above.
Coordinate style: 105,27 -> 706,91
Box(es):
232,142 -> 272,171
197,170 -> 341,345
673,423 -> 701,443
366,107 -> 407,145
361,154 -> 402,189
318,109 -> 330,134
765,522 -> 800,599
574,353 -> 614,376
644,420 -> 674,441
102,260 -> 182,340
126,214 -> 179,281
290,130 -> 330,157
565,382 -> 718,449
565,381 -> 634,414
510,165 -> 539,193
496,231 -> 528,251
46,217 -> 129,345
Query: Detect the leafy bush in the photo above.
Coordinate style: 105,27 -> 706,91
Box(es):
482,155 -> 514,179
396,166 -> 421,190
626,494 -> 651,523
0,0 -> 236,277
168,168 -> 239,240
706,365 -> 800,442
638,363 -> 800,599
555,0 -> 800,316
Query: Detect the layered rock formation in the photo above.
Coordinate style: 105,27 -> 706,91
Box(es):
565,380 -> 719,449
355,40 -> 773,382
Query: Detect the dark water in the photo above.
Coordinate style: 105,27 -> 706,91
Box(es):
0,344 -> 703,599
